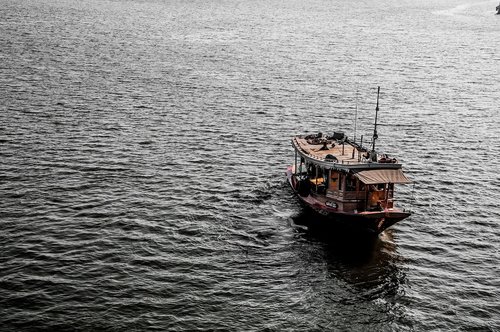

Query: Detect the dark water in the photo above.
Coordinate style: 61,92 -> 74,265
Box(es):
1,0 -> 500,330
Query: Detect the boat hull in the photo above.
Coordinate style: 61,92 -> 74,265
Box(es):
286,166 -> 410,234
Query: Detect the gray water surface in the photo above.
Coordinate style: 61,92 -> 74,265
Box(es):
1,0 -> 499,330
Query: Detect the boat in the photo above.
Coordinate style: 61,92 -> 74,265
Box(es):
286,87 -> 412,234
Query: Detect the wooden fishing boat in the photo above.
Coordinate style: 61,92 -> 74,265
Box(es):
286,88 -> 412,234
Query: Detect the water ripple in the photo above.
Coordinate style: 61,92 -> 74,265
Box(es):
1,0 -> 500,330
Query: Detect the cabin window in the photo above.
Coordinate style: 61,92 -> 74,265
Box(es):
298,162 -> 306,174
316,167 -> 323,178
338,173 -> 343,191
346,175 -> 356,191
330,172 -> 338,182
330,172 -> 338,190
307,164 -> 314,176
388,183 -> 394,199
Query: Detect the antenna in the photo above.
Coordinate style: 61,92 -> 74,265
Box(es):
353,88 -> 358,143
371,86 -> 380,152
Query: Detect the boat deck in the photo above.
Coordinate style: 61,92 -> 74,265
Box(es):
293,136 -> 367,166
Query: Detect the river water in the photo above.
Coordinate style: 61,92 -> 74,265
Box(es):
1,0 -> 499,330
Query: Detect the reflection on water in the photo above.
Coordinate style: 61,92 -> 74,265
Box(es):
284,210 -> 410,329
2,0 -> 498,329
291,210 -> 406,301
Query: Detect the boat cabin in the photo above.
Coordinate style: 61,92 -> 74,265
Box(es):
291,133 -> 410,214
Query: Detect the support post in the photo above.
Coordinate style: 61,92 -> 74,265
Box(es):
315,165 -> 318,192
294,149 -> 297,175
372,86 -> 380,152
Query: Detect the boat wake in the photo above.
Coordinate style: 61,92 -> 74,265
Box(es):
433,0 -> 496,16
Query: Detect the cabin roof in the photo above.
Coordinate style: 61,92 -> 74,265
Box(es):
292,134 -> 403,171
354,168 -> 410,184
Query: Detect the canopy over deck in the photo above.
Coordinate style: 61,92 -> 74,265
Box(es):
354,169 -> 410,184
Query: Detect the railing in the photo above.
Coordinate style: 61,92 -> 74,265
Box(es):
326,190 -> 365,201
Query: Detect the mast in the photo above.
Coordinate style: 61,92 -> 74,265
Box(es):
353,88 -> 358,144
372,86 -> 380,152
